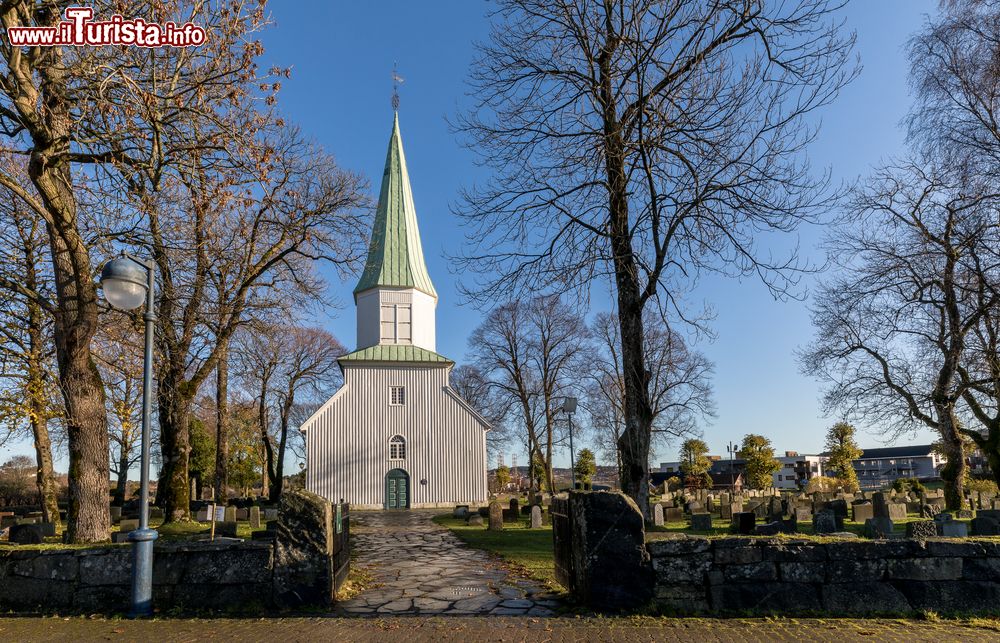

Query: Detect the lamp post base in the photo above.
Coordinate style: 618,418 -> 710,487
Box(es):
128,528 -> 159,618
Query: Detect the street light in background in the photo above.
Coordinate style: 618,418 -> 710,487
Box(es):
726,441 -> 739,492
562,396 -> 578,489
100,255 -> 157,618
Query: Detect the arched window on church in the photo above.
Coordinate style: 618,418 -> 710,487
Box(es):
389,435 -> 406,460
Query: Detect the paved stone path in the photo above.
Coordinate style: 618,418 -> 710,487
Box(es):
336,510 -> 560,616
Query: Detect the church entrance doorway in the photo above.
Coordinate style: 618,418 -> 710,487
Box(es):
385,469 -> 409,510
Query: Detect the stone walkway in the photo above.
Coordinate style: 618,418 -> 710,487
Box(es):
336,510 -> 560,617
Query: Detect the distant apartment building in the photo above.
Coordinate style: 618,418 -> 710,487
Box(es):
772,452 -> 825,490
850,445 -> 943,490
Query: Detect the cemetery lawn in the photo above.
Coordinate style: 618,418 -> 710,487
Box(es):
432,515 -> 562,592
3,518 -> 255,548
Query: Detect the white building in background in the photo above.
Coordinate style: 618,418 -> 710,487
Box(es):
772,452 -> 824,490
301,113 -> 490,510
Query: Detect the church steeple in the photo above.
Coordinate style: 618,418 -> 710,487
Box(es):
354,113 -> 437,300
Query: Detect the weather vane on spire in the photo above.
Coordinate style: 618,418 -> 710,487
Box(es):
392,62 -> 404,112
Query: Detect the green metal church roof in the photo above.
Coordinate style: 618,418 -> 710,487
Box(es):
353,113 -> 437,299
338,344 -> 452,365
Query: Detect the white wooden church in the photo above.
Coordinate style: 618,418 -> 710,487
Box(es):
301,113 -> 489,509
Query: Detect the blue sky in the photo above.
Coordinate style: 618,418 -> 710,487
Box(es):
1,0 -> 943,471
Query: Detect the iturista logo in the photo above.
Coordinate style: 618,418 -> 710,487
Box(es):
6,7 -> 206,48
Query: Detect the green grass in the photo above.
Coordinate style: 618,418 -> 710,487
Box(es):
2,518 -> 256,550
432,514 -> 562,592
645,514 -> 983,541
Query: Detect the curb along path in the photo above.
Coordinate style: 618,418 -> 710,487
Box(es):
336,510 -> 560,616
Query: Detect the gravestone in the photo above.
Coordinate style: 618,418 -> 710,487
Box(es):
509,498 -> 520,515
687,500 -> 703,514
794,507 -> 812,523
863,517 -> 893,539
720,502 -> 735,521
466,514 -> 484,526
8,523 -> 43,544
216,521 -> 238,538
731,512 -> 756,535
664,506 -> 683,523
488,501 -> 503,531
652,503 -> 664,527
906,520 -> 938,539
109,506 -> 122,522
871,492 -> 889,518
119,518 -> 139,533
887,503 -> 907,521
264,508 -> 279,521
955,509 -> 974,519
971,514 -> 1000,536
939,521 -> 968,538
530,505 -> 543,529
224,505 -> 237,523
813,509 -> 842,535
502,508 -> 519,522
249,506 -> 262,529
235,508 -> 249,521
690,513 -> 713,530
39,522 -> 56,537
826,498 -> 848,519
453,505 -> 469,518
852,502 -> 873,523
149,507 -> 164,520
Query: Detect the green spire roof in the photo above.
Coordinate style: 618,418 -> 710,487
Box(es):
354,113 -> 437,299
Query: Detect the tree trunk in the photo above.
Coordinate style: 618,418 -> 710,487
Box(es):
114,451 -> 129,506
270,394 -> 294,503
25,253 -> 60,525
22,5 -> 109,542
156,365 -> 193,521
213,341 -> 230,500
258,378 -> 278,498
598,32 -> 653,520
937,407 -> 967,511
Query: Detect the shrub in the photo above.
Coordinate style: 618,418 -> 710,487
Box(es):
892,477 -> 926,494
965,477 -> 999,495
805,475 -> 841,494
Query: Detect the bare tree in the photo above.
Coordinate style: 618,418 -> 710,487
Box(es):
453,0 -> 856,516
0,176 -> 62,524
587,310 -> 714,476
233,324 -> 344,502
802,163 -> 998,509
469,295 -> 587,492
0,1 -> 113,541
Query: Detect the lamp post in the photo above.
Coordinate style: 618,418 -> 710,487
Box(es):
100,255 -> 157,618
562,397 -> 578,489
726,441 -> 738,492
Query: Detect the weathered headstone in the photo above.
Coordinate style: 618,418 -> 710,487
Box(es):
664,506 -> 683,523
731,511 -> 756,535
939,521 -> 969,538
530,505 -> 543,529
264,508 -> 279,521
8,523 -> 43,544
813,509 -> 841,535
652,503 -> 664,527
119,518 -> 139,533
825,498 -> 848,519
224,505 -> 237,523
149,507 -> 164,520
235,508 -> 249,521
453,504 -> 469,518
906,520 -> 938,539
690,513 -> 713,530
851,502 -> 873,523
466,514 -> 484,526
720,502 -> 735,521
109,506 -> 122,523
249,506 -> 262,529
509,497 -> 520,514
971,514 -> 1000,536
794,507 -> 812,523
863,517 -> 893,539
488,501 -> 503,531
955,509 -> 974,519
887,503 -> 907,521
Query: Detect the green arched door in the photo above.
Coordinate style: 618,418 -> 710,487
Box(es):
385,469 -> 409,510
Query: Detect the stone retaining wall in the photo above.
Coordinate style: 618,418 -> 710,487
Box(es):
0,541 -> 274,612
554,490 -> 1000,615
0,490 -> 349,614
650,536 -> 1000,614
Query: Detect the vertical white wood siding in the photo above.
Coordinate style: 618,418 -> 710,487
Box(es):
303,363 -> 488,509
